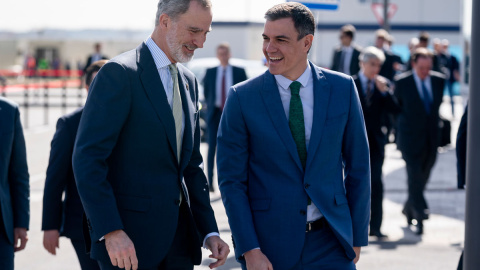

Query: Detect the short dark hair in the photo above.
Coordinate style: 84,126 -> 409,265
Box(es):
340,24 -> 356,39
85,60 -> 108,87
411,47 -> 433,63
419,31 -> 430,43
264,2 -> 315,40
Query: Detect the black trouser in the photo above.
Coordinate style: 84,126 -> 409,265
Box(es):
370,147 -> 385,233
98,202 -> 194,270
402,148 -> 437,221
207,108 -> 222,187
71,238 -> 101,270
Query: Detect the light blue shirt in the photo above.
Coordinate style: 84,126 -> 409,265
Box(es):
274,64 -> 323,222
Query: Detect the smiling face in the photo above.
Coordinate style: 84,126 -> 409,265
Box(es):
158,1 -> 212,63
262,18 -> 313,81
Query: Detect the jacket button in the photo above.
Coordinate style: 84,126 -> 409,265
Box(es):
304,183 -> 310,189
174,199 -> 181,206
300,210 -> 306,215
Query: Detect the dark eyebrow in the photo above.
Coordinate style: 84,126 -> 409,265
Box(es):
189,26 -> 211,33
262,34 -> 290,40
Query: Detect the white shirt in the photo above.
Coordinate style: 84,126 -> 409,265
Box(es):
412,69 -> 433,102
341,46 -> 354,75
215,65 -> 233,107
274,64 -> 323,222
358,71 -> 373,96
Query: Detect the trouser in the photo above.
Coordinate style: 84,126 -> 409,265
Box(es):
0,216 -> 14,270
71,238 -> 101,270
370,148 -> 385,233
98,202 -> 194,270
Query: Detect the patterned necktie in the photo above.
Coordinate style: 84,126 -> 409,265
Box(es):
366,79 -> 374,106
289,81 -> 307,169
168,64 -> 183,163
421,80 -> 431,114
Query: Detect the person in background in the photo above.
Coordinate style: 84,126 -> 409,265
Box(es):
202,43 -> 247,192
394,48 -> 445,235
455,104 -> 467,270
374,29 -> 400,81
0,97 -> 30,270
72,0 -> 229,269
418,32 -> 430,49
83,43 -> 108,73
331,24 -> 362,76
217,3 -> 370,269
433,39 -> 460,115
353,46 -> 400,240
42,60 -> 107,270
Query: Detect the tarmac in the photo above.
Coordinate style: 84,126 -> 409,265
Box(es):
11,91 -> 466,270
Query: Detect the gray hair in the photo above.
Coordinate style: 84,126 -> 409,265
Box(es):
155,0 -> 212,26
359,46 -> 386,64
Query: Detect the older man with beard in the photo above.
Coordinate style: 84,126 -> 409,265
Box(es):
72,1 -> 229,269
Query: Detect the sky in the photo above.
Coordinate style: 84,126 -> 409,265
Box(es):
0,0 -> 286,32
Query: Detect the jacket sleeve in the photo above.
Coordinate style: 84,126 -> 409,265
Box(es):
42,117 -> 72,231
9,106 -> 30,230
72,62 -> 131,240
342,78 -> 371,247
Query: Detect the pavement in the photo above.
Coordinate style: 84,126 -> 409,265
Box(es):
10,91 -> 465,270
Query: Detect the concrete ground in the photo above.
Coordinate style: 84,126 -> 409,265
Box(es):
11,93 -> 465,270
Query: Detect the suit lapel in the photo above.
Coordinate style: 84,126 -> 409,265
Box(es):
177,68 -> 195,171
260,71 -> 304,172
306,63 -> 331,170
137,44 -> 177,160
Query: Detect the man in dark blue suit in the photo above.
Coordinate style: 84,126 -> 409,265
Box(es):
0,97 -> 30,270
42,60 -> 107,270
217,3 -> 370,269
202,43 -> 247,192
352,46 -> 400,239
72,1 -> 229,270
394,48 -> 445,235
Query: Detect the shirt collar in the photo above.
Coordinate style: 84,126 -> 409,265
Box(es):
274,64 -> 311,91
413,69 -> 431,84
145,36 -> 172,70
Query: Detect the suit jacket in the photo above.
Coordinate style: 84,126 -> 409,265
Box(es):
217,62 -> 371,268
0,97 -> 29,244
203,65 -> 247,122
379,50 -> 403,81
330,45 -> 362,76
73,42 -> 218,268
394,71 -> 445,155
456,105 -> 467,189
83,54 -> 108,72
42,107 -> 84,240
352,75 -> 400,153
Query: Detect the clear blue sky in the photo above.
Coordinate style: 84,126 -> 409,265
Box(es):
1,0 -> 286,32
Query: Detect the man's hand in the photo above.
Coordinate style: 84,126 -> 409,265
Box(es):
244,249 -> 273,270
205,235 -> 230,269
14,228 -> 28,252
353,246 -> 361,264
104,230 -> 138,270
375,75 -> 390,93
43,230 -> 60,255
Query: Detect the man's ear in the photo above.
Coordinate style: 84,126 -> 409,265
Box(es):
158,13 -> 170,29
304,34 -> 314,53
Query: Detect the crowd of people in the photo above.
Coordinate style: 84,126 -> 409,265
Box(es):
0,1 -> 466,270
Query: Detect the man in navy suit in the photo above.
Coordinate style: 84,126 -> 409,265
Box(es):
0,97 -> 30,270
42,60 -> 107,270
202,43 -> 247,191
394,48 -> 445,235
217,3 -> 370,269
352,46 -> 400,239
72,1 -> 229,269
330,24 -> 362,76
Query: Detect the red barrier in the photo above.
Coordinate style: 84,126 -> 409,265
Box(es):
0,69 -> 84,78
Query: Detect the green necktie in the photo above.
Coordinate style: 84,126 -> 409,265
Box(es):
168,64 -> 183,164
289,81 -> 307,169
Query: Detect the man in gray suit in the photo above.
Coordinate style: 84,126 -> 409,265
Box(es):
0,97 -> 30,270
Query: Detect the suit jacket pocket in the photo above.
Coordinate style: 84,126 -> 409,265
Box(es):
250,198 -> 271,211
116,195 -> 151,213
334,194 -> 348,206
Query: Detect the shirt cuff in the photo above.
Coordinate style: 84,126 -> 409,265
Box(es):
242,247 -> 261,257
202,232 -> 220,249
